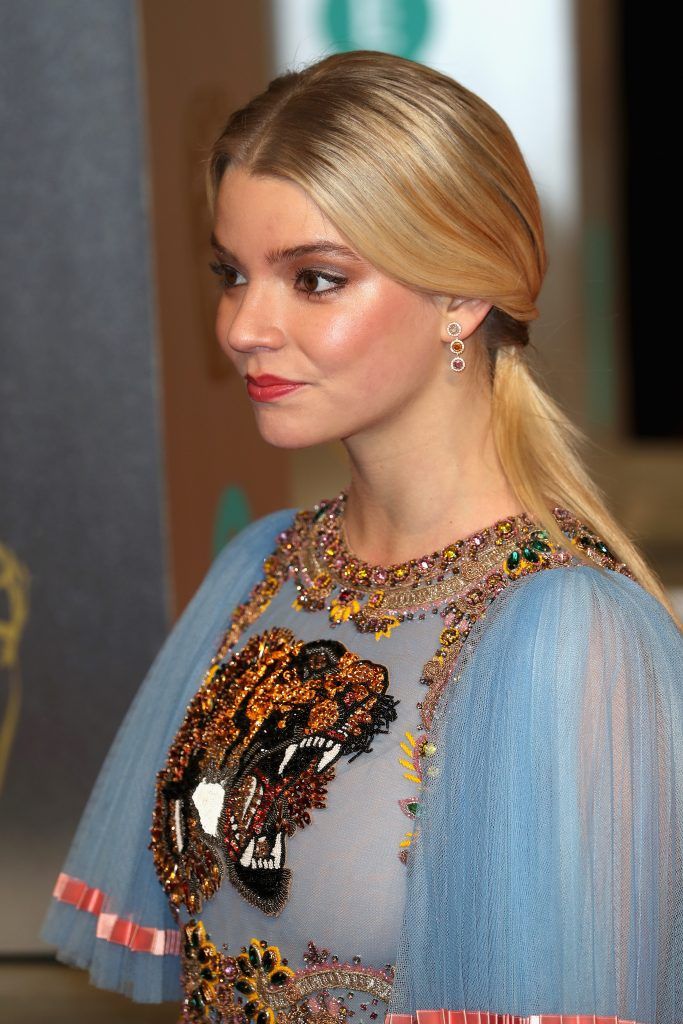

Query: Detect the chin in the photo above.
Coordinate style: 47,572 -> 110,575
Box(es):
254,420 -> 336,450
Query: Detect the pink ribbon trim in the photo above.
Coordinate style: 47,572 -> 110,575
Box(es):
51,878 -> 649,1014
386,1012 -> 645,1024
52,872 -> 181,957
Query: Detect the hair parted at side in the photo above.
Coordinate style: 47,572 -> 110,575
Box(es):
205,49 -> 678,625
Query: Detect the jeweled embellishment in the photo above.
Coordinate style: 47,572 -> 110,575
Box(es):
328,593 -> 362,623
213,491 -> 633,736
504,528 -> 552,576
151,627 -> 398,916
234,938 -> 294,1024
181,919 -> 240,1021
397,730 -> 438,863
180,927 -> 394,1024
294,498 -> 561,637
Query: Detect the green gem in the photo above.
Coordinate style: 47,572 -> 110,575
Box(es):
257,1012 -> 272,1024
245,1000 -> 261,1020
531,538 -> 551,553
248,943 -> 262,969
269,969 -> 292,986
522,546 -> 539,563
597,542 -> 609,554
235,979 -> 257,995
507,550 -> 520,570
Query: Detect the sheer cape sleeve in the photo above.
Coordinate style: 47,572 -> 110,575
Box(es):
387,564 -> 683,1024
40,507 -> 297,1003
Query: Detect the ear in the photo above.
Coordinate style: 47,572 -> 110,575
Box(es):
442,296 -> 493,339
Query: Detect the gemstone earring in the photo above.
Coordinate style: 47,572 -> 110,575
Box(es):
447,321 -> 465,372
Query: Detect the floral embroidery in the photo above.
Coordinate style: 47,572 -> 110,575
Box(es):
327,593 -> 362,624
397,731 -> 438,864
151,628 -> 398,917
233,938 -> 294,1024
179,924 -> 394,1024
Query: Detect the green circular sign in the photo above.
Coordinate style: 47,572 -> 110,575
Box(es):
212,484 -> 251,557
323,0 -> 431,60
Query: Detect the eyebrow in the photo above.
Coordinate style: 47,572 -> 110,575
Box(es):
210,232 -> 363,265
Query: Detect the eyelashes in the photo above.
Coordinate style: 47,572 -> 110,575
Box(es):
208,260 -> 348,301
293,267 -> 347,299
208,260 -> 240,289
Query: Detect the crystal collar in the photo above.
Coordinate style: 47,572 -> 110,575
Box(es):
299,488 -> 545,609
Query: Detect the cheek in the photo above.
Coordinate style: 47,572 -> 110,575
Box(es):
319,287 -> 437,396
321,312 -> 380,371
320,284 -> 422,367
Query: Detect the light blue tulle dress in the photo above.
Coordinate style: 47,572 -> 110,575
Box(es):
41,492 -> 683,1024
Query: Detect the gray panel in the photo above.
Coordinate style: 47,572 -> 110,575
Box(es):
0,1 -> 168,950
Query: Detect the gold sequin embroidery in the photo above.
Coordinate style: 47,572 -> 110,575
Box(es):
151,627 -> 398,917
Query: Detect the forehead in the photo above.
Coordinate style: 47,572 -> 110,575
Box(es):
214,167 -> 336,237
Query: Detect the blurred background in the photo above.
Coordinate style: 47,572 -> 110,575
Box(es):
0,0 -> 680,1020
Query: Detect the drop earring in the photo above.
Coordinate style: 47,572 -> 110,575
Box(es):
447,321 -> 465,372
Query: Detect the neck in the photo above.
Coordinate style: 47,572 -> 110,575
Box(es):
340,374 -> 527,566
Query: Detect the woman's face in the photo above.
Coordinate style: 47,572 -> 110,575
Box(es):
211,166 -> 449,449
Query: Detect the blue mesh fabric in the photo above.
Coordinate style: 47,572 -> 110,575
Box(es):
386,564 -> 683,1023
41,511 -> 683,1021
40,508 -> 298,1003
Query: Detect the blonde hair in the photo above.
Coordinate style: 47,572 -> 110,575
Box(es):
206,49 -> 679,626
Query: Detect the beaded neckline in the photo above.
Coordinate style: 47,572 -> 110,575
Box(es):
336,490 -> 527,579
210,490 -> 633,732
301,488 -> 546,599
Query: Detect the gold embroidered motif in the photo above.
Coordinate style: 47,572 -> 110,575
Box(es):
151,627 -> 398,917
179,923 -> 394,1024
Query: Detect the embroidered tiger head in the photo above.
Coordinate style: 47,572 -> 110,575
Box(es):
151,626 -> 398,916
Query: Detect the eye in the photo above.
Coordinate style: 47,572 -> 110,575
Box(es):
208,260 -> 347,300
208,260 -> 246,290
294,268 -> 347,300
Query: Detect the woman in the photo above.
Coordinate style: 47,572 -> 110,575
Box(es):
42,50 -> 682,1023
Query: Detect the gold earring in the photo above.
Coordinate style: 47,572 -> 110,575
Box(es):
447,321 -> 465,372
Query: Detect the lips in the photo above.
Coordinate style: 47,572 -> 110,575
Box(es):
246,374 -> 306,403
247,373 -> 302,386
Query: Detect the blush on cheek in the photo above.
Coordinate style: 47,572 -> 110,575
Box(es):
320,279 -> 397,358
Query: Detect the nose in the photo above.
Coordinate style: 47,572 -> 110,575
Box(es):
216,286 -> 285,363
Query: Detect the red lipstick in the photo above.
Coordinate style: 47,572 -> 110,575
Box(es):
246,373 -> 306,402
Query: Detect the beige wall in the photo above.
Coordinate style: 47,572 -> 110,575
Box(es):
138,0 -> 291,615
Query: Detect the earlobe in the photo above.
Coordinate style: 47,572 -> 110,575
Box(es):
444,297 -> 492,340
